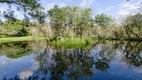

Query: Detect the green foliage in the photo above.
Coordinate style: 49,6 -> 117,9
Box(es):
0,0 -> 46,22
0,0 -> 40,9
0,36 -> 45,43
0,42 -> 33,58
95,14 -> 114,27
48,5 -> 67,37
51,37 -> 93,48
1,4 -> 142,40
2,19 -> 29,36
48,5 -> 94,37
122,13 -> 142,38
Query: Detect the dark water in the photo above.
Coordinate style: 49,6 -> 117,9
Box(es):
0,41 -> 142,80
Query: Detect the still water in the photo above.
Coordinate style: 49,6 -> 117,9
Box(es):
0,41 -> 142,80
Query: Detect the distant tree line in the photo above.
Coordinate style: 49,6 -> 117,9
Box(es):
0,0 -> 142,39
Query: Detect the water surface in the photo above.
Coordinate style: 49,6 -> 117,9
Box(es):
0,41 -> 142,80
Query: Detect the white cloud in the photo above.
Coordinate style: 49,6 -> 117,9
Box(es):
0,56 -> 11,67
19,70 -> 33,79
98,6 -> 114,13
80,0 -> 96,8
97,0 -> 142,18
121,2 -> 140,10
118,1 -> 141,16
118,9 -> 130,15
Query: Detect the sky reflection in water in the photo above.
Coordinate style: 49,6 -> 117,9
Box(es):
0,41 -> 142,80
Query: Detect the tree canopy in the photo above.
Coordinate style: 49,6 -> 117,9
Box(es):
0,0 -> 45,22
48,5 -> 94,37
94,14 -> 114,27
122,13 -> 142,38
1,19 -> 29,36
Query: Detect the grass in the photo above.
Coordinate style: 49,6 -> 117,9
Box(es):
0,36 -> 95,47
0,36 -> 46,43
51,37 -> 94,48
1,36 -> 142,44
0,36 -> 93,42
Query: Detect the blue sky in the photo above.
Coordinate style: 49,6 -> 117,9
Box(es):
0,0 -> 141,19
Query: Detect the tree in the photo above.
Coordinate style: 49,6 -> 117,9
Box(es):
122,42 -> 142,67
48,5 -> 94,37
94,14 -> 114,27
48,5 -> 67,37
75,8 -> 94,37
0,0 -> 45,22
2,19 -> 29,36
122,13 -> 142,38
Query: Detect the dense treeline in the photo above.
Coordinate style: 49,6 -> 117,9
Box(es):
0,5 -> 142,39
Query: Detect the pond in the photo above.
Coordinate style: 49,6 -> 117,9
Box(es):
0,40 -> 142,80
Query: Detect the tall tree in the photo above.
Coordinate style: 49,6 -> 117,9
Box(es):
94,14 -> 114,27
48,5 -> 94,37
122,13 -> 142,38
48,5 -> 67,37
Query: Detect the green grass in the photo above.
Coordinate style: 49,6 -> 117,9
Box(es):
51,37 -> 94,48
1,36 -> 141,44
0,36 -> 125,44
0,36 -> 46,43
0,36 -> 95,48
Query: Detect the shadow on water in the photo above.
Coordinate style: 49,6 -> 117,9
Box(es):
1,41 -> 142,80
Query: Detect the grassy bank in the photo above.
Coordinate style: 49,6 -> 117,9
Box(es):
0,36 -> 94,44
1,36 -> 142,44
0,36 -> 46,43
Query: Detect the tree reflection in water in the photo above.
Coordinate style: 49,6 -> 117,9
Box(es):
91,41 -> 117,71
0,41 -> 33,58
36,44 -> 95,80
122,42 -> 142,67
2,41 -> 142,80
35,41 -> 115,80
